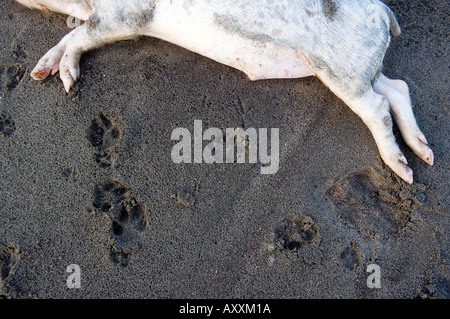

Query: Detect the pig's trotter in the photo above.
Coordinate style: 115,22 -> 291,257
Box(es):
30,42 -> 66,80
30,26 -> 84,92
59,51 -> 81,93
373,74 -> 434,167
343,90 -> 415,184
30,25 -> 90,92
30,26 -> 80,88
31,13 -> 138,92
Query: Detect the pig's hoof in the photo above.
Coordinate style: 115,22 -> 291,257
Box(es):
31,60 -> 60,80
384,152 -> 414,184
30,48 -> 64,81
401,168 -> 414,185
60,71 -> 78,93
405,133 -> 434,166
415,137 -> 434,166
59,56 -> 80,93
423,148 -> 434,166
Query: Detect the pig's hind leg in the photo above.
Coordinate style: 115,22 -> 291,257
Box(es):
19,0 -> 95,85
342,88 -> 415,184
309,56 -> 415,182
310,55 -> 430,183
24,0 -> 93,90
373,74 -> 434,166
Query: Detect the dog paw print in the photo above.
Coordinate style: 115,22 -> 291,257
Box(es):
93,180 -> 149,266
339,242 -> 362,271
12,44 -> 27,61
109,247 -> 133,268
171,189 -> 197,207
0,115 -> 16,138
0,65 -> 25,97
87,114 -> 122,168
110,198 -> 148,235
274,215 -> 319,252
271,214 -> 321,265
171,180 -> 200,207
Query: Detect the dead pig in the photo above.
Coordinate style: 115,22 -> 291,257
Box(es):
15,0 -> 434,183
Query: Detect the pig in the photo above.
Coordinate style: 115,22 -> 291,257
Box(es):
15,0 -> 433,184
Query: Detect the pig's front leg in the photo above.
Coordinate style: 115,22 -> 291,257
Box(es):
30,20 -> 136,93
31,24 -> 96,92
31,26 -> 78,85
57,25 -> 90,92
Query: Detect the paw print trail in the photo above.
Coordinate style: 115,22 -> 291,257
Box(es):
88,114 -> 149,267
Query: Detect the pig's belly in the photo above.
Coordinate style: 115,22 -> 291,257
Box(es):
145,3 -> 314,81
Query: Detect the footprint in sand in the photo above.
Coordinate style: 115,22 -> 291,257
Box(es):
87,114 -> 123,168
339,242 -> 362,271
328,167 -> 423,239
274,214 -> 319,251
0,114 -> 16,138
269,214 -> 321,265
0,65 -> 25,98
93,179 -> 149,267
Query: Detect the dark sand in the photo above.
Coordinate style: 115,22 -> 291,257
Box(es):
0,0 -> 448,299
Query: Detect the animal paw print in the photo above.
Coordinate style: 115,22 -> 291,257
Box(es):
87,114 -> 122,168
93,179 -> 149,266
0,65 -> 25,97
268,214 -> 321,266
171,189 -> 197,207
170,180 -> 200,207
274,214 -> 319,252
339,242 -> 362,271
0,115 -> 16,138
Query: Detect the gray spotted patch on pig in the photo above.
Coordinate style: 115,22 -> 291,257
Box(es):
321,0 -> 339,21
